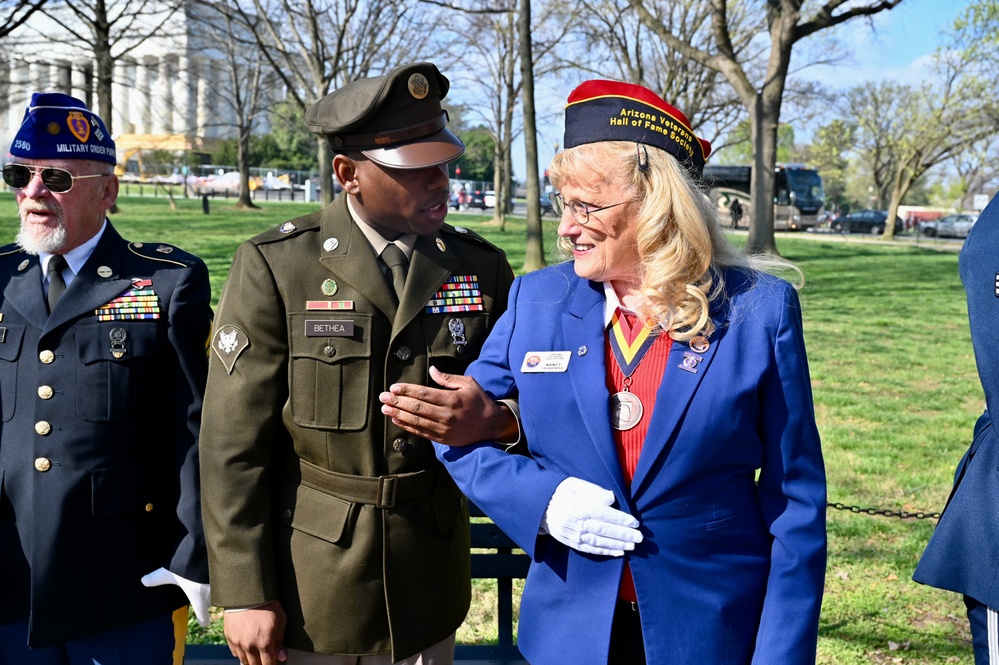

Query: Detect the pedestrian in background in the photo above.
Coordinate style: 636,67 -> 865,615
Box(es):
914,192 -> 999,664
199,62 -> 515,665
0,92 -> 212,664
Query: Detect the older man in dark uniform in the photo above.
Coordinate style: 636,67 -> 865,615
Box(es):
0,93 -> 212,664
200,62 -> 515,665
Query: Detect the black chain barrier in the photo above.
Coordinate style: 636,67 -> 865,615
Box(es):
827,502 -> 940,520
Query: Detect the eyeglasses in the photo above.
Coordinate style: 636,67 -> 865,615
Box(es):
3,164 -> 110,193
549,192 -> 633,225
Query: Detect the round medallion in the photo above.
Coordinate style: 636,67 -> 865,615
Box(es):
17,260 -> 28,271
97,266 -> 113,278
47,122 -> 60,135
408,73 -> 430,99
321,278 -> 338,296
323,237 -> 339,252
395,346 -> 412,361
610,391 -> 644,431
436,238 -> 446,252
689,335 -> 710,354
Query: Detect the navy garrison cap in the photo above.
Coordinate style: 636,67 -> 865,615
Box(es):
9,92 -> 116,165
304,62 -> 464,169
563,79 -> 711,178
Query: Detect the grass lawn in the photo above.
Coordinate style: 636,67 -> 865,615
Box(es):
0,194 -> 979,663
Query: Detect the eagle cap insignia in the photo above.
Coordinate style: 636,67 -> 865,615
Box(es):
408,73 -> 429,99
212,324 -> 250,374
67,111 -> 90,143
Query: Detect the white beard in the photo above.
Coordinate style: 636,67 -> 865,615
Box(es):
16,213 -> 68,255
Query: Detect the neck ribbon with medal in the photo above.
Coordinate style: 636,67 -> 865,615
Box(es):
608,308 -> 711,431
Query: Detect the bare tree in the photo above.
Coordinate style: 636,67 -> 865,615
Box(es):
190,2 -> 277,209
625,0 -> 905,253
0,0 -> 47,38
565,0 -> 754,149
226,0 -> 453,205
845,58 -> 999,240
29,0 -> 184,135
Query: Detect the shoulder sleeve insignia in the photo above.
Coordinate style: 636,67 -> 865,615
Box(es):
212,324 -> 250,374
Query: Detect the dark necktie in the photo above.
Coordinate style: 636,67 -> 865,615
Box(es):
46,254 -> 68,313
381,243 -> 409,302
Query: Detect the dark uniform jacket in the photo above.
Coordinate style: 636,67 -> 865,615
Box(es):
200,195 -> 514,661
0,223 -> 212,647
914,193 -> 999,608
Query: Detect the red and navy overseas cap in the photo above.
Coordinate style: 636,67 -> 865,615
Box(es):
563,80 -> 711,178
9,92 -> 116,165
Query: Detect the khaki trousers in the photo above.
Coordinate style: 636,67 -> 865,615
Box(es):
286,634 -> 455,665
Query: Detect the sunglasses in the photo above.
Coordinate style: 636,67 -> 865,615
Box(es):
3,164 -> 110,193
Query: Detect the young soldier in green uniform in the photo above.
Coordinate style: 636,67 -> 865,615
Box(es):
199,62 -> 515,665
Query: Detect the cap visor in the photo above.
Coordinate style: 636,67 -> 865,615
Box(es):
362,128 -> 464,169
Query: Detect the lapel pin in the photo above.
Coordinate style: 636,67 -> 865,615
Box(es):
323,237 -> 339,251
689,335 -> 710,353
97,266 -> 113,278
678,351 -> 703,374
321,279 -> 338,296
280,222 -> 296,233
17,260 -> 28,271
578,345 -> 588,356
436,238 -> 446,252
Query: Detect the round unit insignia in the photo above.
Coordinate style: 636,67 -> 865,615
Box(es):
323,237 -> 339,252
47,122 -> 61,135
408,73 -> 430,99
689,335 -> 710,353
436,238 -> 446,252
97,266 -> 113,278
280,221 -> 296,234
321,278 -> 338,296
17,260 -> 28,271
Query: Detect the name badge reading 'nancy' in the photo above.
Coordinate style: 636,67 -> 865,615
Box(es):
521,351 -> 571,373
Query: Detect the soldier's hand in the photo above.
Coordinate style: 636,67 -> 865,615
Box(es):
379,366 -> 519,446
224,600 -> 288,665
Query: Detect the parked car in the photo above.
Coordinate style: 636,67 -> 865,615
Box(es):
831,209 -> 903,235
922,213 -> 978,238
467,189 -> 488,208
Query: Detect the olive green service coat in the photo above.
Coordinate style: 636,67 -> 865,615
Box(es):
200,195 -> 513,660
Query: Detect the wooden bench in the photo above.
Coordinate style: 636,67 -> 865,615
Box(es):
185,503 -> 529,664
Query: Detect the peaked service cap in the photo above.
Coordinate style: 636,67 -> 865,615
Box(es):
9,92 -> 117,165
563,79 -> 711,178
304,62 -> 464,169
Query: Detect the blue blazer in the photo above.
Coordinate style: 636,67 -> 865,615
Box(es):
436,262 -> 827,665
914,193 -> 999,607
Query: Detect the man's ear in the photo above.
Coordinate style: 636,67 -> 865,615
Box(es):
333,154 -> 360,195
100,174 -> 120,211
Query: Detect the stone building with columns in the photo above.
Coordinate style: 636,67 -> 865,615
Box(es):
1,1 -> 271,172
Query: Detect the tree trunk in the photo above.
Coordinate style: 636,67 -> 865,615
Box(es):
318,136 -> 334,206
236,127 -> 258,210
519,0 -> 545,272
746,98 -> 778,254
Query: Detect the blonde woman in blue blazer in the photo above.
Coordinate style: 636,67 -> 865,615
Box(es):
381,80 -> 827,664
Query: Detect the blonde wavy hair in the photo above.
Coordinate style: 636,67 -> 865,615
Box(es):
548,140 -> 800,341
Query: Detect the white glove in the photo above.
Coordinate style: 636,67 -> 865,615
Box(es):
141,567 -> 211,627
540,477 -> 643,556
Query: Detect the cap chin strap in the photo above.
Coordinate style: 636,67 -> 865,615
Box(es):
332,111 -> 448,150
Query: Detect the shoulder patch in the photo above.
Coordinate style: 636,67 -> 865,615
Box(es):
0,243 -> 23,258
128,242 -> 198,267
252,213 -> 321,246
211,324 -> 250,374
441,223 -> 495,247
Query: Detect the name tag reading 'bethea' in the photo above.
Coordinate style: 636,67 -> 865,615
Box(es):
305,320 -> 354,337
521,351 -> 571,373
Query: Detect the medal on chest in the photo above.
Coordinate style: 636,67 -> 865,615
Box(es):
607,308 -> 662,431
